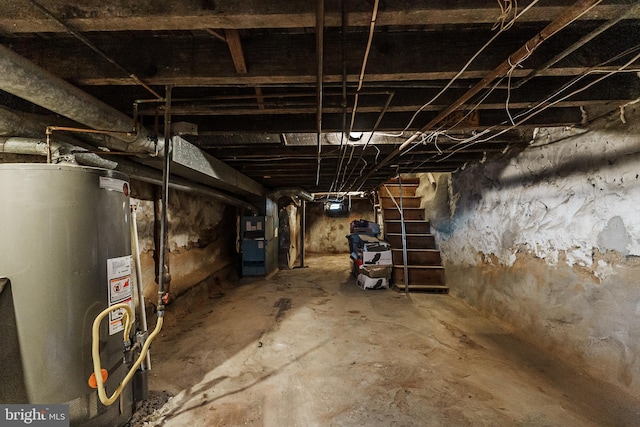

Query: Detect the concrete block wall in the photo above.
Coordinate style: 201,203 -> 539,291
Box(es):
424,107 -> 640,396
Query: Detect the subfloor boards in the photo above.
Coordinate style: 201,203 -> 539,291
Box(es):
138,254 -> 640,426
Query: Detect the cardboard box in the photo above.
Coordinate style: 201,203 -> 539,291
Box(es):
359,265 -> 392,279
362,249 -> 392,266
350,219 -> 380,236
358,234 -> 391,251
357,274 -> 389,290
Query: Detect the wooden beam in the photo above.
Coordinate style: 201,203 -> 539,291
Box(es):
9,23 -> 637,86
137,99 -> 633,116
224,29 -> 248,74
204,28 -> 227,43
0,4 -> 635,33
254,86 -> 265,110
72,66 -> 632,86
212,29 -> 264,109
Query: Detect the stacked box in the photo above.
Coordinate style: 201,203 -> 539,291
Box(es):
358,265 -> 392,278
349,219 -> 380,236
347,233 -> 393,289
357,274 -> 389,290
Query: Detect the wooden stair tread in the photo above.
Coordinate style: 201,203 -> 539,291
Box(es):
384,178 -> 420,184
386,232 -> 434,237
393,284 -> 449,293
385,219 -> 429,223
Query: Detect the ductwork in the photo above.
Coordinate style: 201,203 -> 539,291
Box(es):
268,187 -> 315,205
0,106 -> 45,138
0,44 -> 157,154
0,45 -> 265,199
114,159 -> 258,213
0,136 -> 258,212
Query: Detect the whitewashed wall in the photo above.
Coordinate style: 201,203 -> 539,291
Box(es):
427,107 -> 640,395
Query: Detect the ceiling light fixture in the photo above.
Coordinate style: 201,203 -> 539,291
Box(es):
348,132 -> 363,141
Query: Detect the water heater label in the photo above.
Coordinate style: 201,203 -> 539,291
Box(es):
107,255 -> 134,336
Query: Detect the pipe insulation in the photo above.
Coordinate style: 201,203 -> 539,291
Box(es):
0,44 -> 157,154
0,136 -> 118,169
268,187 -> 315,203
0,136 -> 258,212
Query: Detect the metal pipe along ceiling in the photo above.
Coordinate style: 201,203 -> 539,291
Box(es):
0,114 -> 259,214
316,0 -> 325,186
0,44 -> 157,155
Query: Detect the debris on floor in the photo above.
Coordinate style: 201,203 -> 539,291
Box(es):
135,254 -> 640,426
125,390 -> 173,426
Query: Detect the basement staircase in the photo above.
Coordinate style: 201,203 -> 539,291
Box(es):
380,178 -> 448,293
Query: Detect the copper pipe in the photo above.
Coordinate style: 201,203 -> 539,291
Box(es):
46,125 -> 136,138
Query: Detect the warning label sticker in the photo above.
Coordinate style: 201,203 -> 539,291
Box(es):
107,255 -> 134,335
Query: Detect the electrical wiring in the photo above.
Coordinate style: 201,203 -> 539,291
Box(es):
329,0 -> 379,195
427,47 -> 640,163
391,0 -> 606,167
493,0 -> 518,32
401,2 -> 624,166
329,0 -> 350,196
336,0 -> 538,192
356,76 -> 507,180
406,43 -> 640,170
342,130 -> 436,190
337,144 -> 357,192
348,0 -> 379,137
400,0 -> 540,134
335,93 -> 396,191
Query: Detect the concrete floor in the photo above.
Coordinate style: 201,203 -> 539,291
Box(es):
139,254 -> 640,426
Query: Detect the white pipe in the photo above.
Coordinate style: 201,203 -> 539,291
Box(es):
0,136 -> 258,212
130,203 -> 151,370
426,173 -> 437,190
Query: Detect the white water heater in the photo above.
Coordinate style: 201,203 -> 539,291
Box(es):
0,164 -> 137,426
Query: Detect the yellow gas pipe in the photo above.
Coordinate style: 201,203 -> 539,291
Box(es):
91,302 -> 164,406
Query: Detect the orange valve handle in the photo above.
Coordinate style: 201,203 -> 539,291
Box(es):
88,368 -> 109,389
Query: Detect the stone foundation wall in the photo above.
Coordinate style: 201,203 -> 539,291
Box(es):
132,184 -> 238,301
305,198 -> 376,253
425,107 -> 640,395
